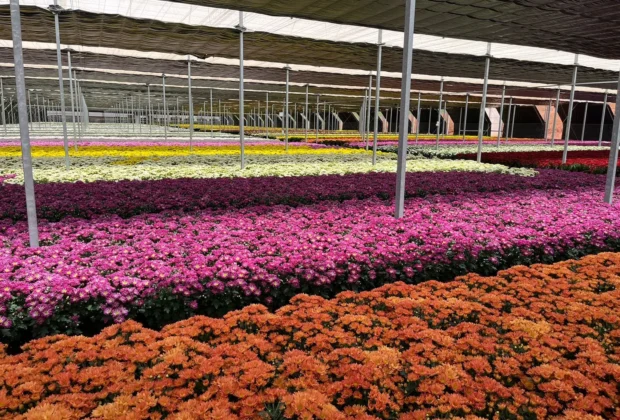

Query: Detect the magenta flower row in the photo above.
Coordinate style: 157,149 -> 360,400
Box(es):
0,170 -> 606,222
1,175 -> 619,336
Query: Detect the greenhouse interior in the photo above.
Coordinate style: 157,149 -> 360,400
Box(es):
1,0 -> 620,418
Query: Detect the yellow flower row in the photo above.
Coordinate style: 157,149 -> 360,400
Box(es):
0,145 -> 370,158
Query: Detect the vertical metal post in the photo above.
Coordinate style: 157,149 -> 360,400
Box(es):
138,94 -> 142,134
27,89 -> 32,132
162,74 -> 167,141
303,84 -> 309,142
0,78 -> 5,136
442,101 -> 448,138
395,0 -> 416,219
66,50 -> 77,149
497,84 -> 505,146
51,2 -> 69,168
462,95 -> 469,141
285,65 -> 290,151
265,92 -> 269,138
477,43 -> 491,163
366,74 -> 373,147
237,11 -> 246,168
35,93 -> 40,130
604,71 -> 620,204
131,96 -> 135,133
599,91 -> 608,147
563,55 -> 579,163
323,101 -> 327,131
326,104 -> 329,132
372,29 -> 383,164
544,99 -> 551,142
147,84 -> 152,135
505,97 -> 513,143
360,93 -> 367,145
435,77 -> 443,149
316,94 -> 320,142
551,89 -> 560,146
210,88 -> 214,138
415,92 -> 421,144
510,104 -> 517,139
11,0 -> 38,248
581,101 -> 589,141
188,59 -> 194,151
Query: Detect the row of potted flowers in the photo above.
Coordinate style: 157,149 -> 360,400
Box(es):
1,252 -> 617,419
0,153 -> 533,184
454,150 -> 617,174
0,170 -> 602,222
1,179 -> 619,347
378,144 -> 608,159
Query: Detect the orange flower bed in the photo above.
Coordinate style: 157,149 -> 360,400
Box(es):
1,253 -> 619,419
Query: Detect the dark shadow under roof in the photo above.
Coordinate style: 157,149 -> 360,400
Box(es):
165,0 -> 620,60
0,6 -> 616,87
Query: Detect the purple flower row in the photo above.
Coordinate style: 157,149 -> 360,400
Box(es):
1,173 -> 620,342
0,170 -> 607,222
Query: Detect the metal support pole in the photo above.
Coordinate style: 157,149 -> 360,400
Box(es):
435,77 -> 443,149
265,92 -> 269,138
304,84 -> 309,142
285,65 -> 290,151
544,99 -> 551,142
147,84 -> 152,135
237,12 -> 246,168
505,97 -> 513,143
581,101 -> 589,141
51,2 -> 69,168
131,96 -> 135,133
162,74 -> 167,141
360,93 -> 367,145
510,104 -> 517,139
599,91 -> 608,147
11,0 -> 39,248
415,92 -> 421,144
35,93 -> 40,131
27,89 -> 32,132
66,50 -> 77,149
0,78 -> 5,136
395,0 -> 416,219
323,102 -> 327,132
316,94 -> 320,142
372,29 -> 383,164
603,71 -> 620,204
563,55 -> 579,163
460,99 -> 468,142
138,94 -> 141,134
210,88 -> 214,138
366,74 -> 373,147
497,84 -> 505,146
551,89 -> 560,146
477,43 -> 492,163
188,59 -> 194,151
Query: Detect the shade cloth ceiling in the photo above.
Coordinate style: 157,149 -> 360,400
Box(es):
0,6 -> 616,87
164,0 -> 620,60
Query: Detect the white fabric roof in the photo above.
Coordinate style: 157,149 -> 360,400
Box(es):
3,0 -> 620,72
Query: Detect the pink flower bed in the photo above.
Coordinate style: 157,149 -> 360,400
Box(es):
2,176 -> 620,347
0,170 -> 600,222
